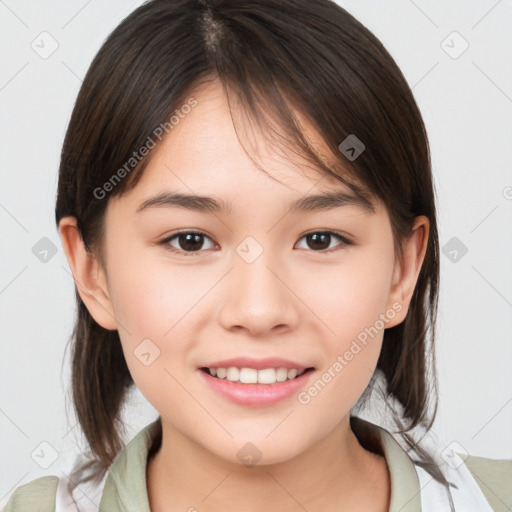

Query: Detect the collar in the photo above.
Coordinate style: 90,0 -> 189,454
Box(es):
350,416 -> 421,512
99,415 -> 421,512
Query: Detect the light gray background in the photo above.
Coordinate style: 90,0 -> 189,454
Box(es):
1,0 -> 511,508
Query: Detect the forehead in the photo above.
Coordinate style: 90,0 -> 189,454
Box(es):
112,79 -> 378,217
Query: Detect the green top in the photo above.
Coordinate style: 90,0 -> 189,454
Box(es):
4,416 -> 511,511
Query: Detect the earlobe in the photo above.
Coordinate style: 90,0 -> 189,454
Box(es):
386,216 -> 430,327
58,216 -> 118,331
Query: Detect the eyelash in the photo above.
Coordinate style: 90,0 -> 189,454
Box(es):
158,230 -> 353,257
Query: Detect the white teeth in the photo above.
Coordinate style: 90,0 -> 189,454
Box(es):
239,368 -> 258,384
226,367 -> 239,382
207,366 -> 308,384
276,367 -> 288,382
257,368 -> 277,384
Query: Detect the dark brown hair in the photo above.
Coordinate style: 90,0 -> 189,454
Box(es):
56,0 -> 450,504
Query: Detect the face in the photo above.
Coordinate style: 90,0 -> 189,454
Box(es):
82,80 -> 416,465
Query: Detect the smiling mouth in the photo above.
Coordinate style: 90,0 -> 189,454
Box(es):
199,367 -> 315,385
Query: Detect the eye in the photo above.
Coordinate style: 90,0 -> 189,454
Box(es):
295,230 -> 352,252
159,230 -> 218,256
158,229 -> 352,257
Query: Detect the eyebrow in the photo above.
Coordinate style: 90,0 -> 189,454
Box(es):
136,189 -> 376,215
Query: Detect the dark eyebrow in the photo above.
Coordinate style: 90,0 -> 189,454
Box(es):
136,190 -> 375,215
289,191 -> 375,214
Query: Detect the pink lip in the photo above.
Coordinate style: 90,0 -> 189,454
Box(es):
197,368 -> 314,407
201,357 -> 311,370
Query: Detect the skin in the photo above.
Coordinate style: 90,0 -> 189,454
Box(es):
59,78 -> 429,512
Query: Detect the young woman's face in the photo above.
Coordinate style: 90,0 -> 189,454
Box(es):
98,81 -> 413,465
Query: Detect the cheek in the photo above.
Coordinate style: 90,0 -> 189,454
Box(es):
295,249 -> 395,343
107,243 -> 209,340
106,253 -> 206,413
105,245 -> 216,386
292,248 -> 394,407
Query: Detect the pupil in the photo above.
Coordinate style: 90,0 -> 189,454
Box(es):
308,233 -> 330,250
180,233 -> 203,251
177,233 -> 331,252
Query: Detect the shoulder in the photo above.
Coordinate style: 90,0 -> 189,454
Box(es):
461,453 -> 512,512
3,475 -> 59,512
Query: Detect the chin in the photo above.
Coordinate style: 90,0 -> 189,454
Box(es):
205,434 -> 307,469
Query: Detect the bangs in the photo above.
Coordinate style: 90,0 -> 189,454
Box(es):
116,69 -> 376,213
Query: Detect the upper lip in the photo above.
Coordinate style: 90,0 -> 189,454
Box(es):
201,357 -> 312,371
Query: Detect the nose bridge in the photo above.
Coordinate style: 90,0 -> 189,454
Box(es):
217,235 -> 299,335
237,243 -> 281,302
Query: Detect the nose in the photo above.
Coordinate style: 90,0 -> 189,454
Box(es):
216,248 -> 300,337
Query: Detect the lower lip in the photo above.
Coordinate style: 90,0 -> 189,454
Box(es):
197,369 -> 314,407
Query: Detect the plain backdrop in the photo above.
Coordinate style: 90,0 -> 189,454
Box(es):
1,0 -> 511,508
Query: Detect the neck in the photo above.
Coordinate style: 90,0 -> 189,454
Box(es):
146,416 -> 390,512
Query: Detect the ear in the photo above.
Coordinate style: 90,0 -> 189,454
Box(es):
385,216 -> 430,328
58,216 -> 118,330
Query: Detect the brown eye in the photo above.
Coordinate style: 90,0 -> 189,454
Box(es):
160,231 -> 216,256
159,229 -> 351,257
296,231 -> 351,252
